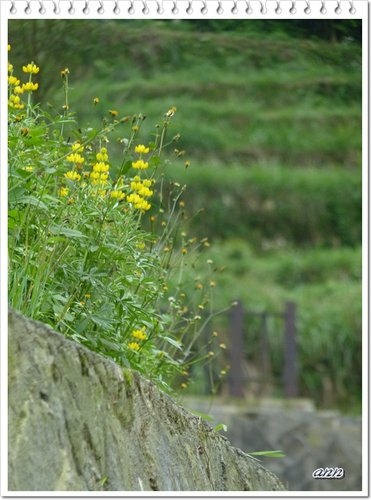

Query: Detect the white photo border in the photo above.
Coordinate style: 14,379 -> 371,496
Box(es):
1,1 -> 369,497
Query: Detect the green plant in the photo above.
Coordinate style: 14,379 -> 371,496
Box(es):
179,238 -> 361,410
7,45 -> 222,394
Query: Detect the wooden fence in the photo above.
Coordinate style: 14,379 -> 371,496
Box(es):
227,300 -> 299,399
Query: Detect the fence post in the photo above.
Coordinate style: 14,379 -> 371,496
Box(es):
260,312 -> 271,394
228,301 -> 245,397
283,301 -> 299,398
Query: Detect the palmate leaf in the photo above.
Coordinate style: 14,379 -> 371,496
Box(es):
49,225 -> 87,239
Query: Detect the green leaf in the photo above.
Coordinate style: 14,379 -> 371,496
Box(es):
8,209 -> 22,229
24,126 -> 47,146
16,195 -> 48,211
99,338 -> 122,352
121,160 -> 132,175
150,156 -> 161,167
45,167 -> 57,174
249,450 -> 286,458
52,294 -> 68,303
49,225 -> 87,239
90,313 -> 114,329
8,187 -> 26,204
162,335 -> 182,350
213,423 -> 228,433
190,410 -> 214,422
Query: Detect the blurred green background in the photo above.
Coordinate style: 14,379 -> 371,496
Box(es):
8,19 -> 362,412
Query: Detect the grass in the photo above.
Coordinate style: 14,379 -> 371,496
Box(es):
176,239 -> 361,409
9,21 -> 361,167
163,164 -> 361,248
56,67 -> 361,166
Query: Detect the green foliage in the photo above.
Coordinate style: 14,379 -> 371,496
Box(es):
8,22 -> 362,412
166,165 -> 361,248
184,239 -> 361,409
248,450 -> 286,459
9,20 -> 362,167
7,49 -> 220,394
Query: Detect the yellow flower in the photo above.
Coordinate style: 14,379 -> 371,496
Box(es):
22,63 -> 40,74
90,172 -> 109,185
60,68 -> 69,77
22,165 -> 33,172
128,342 -> 141,351
132,329 -> 147,341
134,144 -> 150,154
126,193 -> 151,211
109,109 -> 118,117
14,85 -> 24,95
22,82 -> 39,92
71,142 -> 84,153
66,153 -> 84,165
93,97 -> 100,105
8,76 -> 20,86
8,44 -> 11,52
132,159 -> 149,170
8,94 -> 24,109
92,161 -> 109,173
58,187 -> 69,197
110,190 -> 125,201
96,148 -> 109,162
64,171 -> 81,181
126,193 -> 141,204
90,188 -> 106,197
130,179 -> 153,198
139,186 -> 153,197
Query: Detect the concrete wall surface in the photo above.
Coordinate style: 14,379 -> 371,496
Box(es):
8,309 -> 285,492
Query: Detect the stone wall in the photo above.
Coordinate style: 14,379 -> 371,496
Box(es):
185,398 -> 362,492
8,309 -> 284,492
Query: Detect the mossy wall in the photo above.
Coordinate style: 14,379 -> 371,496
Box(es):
8,309 -> 284,492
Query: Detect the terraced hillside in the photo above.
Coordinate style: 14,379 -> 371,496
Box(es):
9,20 -> 362,411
